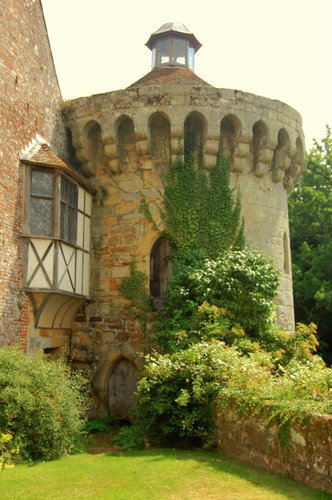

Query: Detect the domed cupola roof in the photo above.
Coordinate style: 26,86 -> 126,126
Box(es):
145,22 -> 202,52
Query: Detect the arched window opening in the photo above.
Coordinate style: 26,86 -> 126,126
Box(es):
108,358 -> 137,420
184,112 -> 205,164
251,120 -> 268,169
283,231 -> 290,274
149,113 -> 171,168
117,116 -> 138,170
220,115 -> 241,159
150,236 -> 172,310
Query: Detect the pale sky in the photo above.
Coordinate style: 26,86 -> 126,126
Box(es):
41,0 -> 332,149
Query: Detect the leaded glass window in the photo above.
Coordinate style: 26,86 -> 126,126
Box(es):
29,170 -> 53,236
172,37 -> 187,65
60,175 -> 78,244
157,38 -> 170,64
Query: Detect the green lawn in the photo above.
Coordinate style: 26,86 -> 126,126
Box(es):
0,449 -> 329,500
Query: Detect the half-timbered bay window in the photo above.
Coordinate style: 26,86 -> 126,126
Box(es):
21,141 -> 94,329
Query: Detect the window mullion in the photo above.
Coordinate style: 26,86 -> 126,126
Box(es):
53,171 -> 61,238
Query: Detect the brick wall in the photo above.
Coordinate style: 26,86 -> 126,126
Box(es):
0,0 -> 66,346
216,409 -> 332,494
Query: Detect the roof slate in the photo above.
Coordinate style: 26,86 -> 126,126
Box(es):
128,66 -> 211,89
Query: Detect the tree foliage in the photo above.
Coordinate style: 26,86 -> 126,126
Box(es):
289,126 -> 332,362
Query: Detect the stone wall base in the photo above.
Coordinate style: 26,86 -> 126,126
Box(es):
216,409 -> 332,494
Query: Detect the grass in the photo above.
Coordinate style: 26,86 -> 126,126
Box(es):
0,448 -> 329,500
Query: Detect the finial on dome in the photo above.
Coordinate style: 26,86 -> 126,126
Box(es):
145,22 -> 202,71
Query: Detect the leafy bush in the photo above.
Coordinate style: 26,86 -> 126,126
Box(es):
156,249 -> 280,353
84,417 -> 114,435
134,343 -> 236,447
135,341 -> 332,448
112,424 -> 145,450
0,348 -> 88,461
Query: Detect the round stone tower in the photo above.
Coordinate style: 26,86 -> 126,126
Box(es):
63,23 -> 305,415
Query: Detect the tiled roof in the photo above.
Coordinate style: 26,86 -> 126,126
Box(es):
21,141 -> 68,168
20,138 -> 95,192
128,66 -> 211,89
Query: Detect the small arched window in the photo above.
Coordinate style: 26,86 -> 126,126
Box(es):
283,232 -> 290,274
150,236 -> 172,309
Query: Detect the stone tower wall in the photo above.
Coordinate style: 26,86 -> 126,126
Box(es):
0,0 -> 66,347
63,84 -> 305,396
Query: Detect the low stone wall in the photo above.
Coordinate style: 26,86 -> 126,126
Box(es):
216,409 -> 332,493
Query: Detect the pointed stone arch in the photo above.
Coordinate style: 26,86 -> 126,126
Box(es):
251,120 -> 268,170
220,114 -> 242,160
149,111 -> 171,168
184,111 -> 206,164
93,346 -> 142,417
116,115 -> 138,171
81,120 -> 104,176
272,128 -> 291,182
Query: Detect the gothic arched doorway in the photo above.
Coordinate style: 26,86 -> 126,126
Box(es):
108,358 -> 137,420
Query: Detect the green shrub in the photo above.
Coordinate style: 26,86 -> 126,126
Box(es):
156,248 -> 280,353
112,424 -> 145,450
135,341 -> 332,448
0,348 -> 88,461
84,417 -> 114,435
134,342 -> 238,447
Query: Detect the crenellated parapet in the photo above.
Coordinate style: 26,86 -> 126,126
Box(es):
62,82 -> 305,334
63,84 -> 305,194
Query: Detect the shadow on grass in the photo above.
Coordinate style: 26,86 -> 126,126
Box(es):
103,447 -> 330,500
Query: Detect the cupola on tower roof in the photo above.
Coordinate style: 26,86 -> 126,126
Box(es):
145,22 -> 202,71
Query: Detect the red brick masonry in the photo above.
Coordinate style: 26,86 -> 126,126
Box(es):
216,410 -> 332,493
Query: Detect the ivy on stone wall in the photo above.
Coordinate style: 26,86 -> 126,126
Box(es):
161,145 -> 244,259
118,260 -> 151,330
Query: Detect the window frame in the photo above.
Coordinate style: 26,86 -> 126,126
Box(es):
24,166 -> 79,246
60,174 -> 78,245
155,34 -> 189,68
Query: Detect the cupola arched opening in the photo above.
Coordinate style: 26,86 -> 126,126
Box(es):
150,236 -> 172,310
